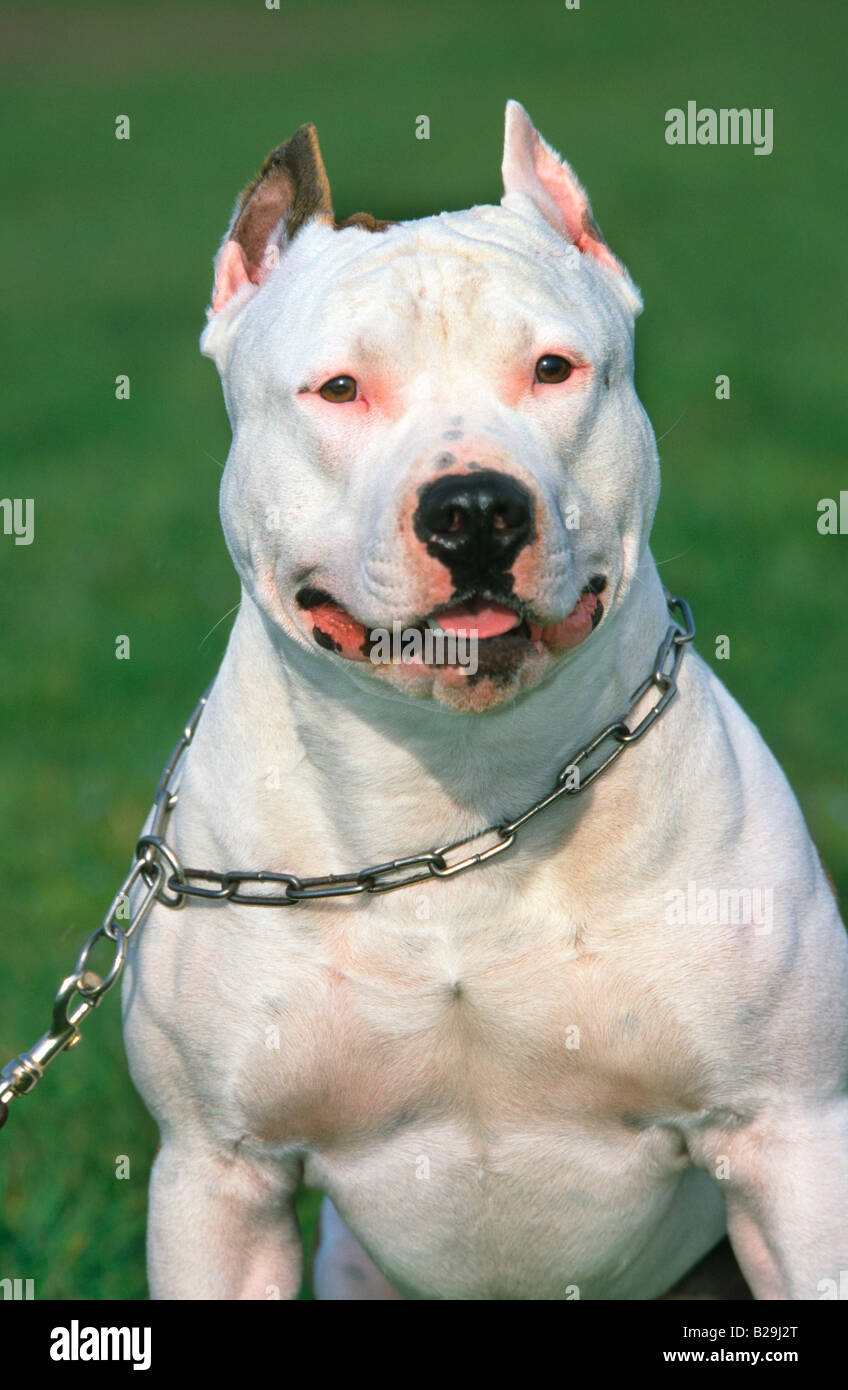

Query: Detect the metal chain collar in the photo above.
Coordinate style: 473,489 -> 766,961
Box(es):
0,593 -> 694,1128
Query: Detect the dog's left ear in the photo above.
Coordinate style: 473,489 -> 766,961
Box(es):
209,123 -> 334,317
501,101 -> 641,314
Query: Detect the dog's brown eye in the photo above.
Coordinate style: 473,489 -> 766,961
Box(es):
535,354 -> 573,384
319,375 -> 358,403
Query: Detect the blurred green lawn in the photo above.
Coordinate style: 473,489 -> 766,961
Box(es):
0,0 -> 845,1299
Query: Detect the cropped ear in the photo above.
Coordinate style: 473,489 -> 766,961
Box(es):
209,122 -> 334,315
501,101 -> 641,311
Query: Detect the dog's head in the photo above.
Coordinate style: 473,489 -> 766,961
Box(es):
202,102 -> 658,712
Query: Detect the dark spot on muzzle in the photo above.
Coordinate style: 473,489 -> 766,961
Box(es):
413,470 -> 534,593
313,626 -> 342,653
295,585 -> 334,609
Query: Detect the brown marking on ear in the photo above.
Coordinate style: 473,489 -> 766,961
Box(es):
580,207 -> 604,245
231,123 -> 334,276
335,211 -> 394,232
577,206 -> 617,267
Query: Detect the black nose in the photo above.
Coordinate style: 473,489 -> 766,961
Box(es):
413,470 -> 534,588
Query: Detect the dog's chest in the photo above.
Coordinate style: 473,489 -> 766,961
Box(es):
234,889 -> 703,1153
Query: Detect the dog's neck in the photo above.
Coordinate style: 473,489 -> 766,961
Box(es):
194,555 -> 670,864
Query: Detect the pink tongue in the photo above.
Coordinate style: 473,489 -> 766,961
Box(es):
433,600 -> 520,639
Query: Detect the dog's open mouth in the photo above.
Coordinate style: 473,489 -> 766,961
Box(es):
295,576 -> 607,675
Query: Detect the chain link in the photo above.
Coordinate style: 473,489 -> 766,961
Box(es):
0,595 -> 693,1129
0,689 -> 210,1127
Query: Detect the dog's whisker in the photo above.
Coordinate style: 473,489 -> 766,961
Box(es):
654,548 -> 694,568
655,407 -> 690,444
199,602 -> 241,649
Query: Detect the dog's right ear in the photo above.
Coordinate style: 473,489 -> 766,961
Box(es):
202,123 -> 333,351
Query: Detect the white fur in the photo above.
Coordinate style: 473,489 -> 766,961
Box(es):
123,103 -> 848,1300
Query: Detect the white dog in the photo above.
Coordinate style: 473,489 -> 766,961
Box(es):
122,102 -> 848,1300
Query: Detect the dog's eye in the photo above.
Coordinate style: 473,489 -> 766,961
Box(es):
319,375 -> 358,403
535,354 -> 573,384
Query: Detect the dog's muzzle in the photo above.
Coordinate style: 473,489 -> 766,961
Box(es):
413,470 -> 534,593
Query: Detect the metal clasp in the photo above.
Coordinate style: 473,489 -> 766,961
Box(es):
0,973 -> 100,1112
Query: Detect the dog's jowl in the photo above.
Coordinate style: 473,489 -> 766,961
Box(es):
122,104 -> 848,1301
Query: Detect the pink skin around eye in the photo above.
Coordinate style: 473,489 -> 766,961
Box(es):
302,378 -> 367,414
497,355 -> 591,407
298,372 -> 405,420
533,353 -> 591,387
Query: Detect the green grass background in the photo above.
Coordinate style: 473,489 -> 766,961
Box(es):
0,0 -> 845,1299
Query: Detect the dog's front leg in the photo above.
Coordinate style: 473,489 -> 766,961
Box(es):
147,1141 -> 302,1300
691,1098 -> 848,1300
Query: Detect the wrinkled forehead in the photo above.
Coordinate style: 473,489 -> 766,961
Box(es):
257,206 -> 612,373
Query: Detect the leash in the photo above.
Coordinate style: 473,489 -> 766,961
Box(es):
0,593 -> 694,1131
